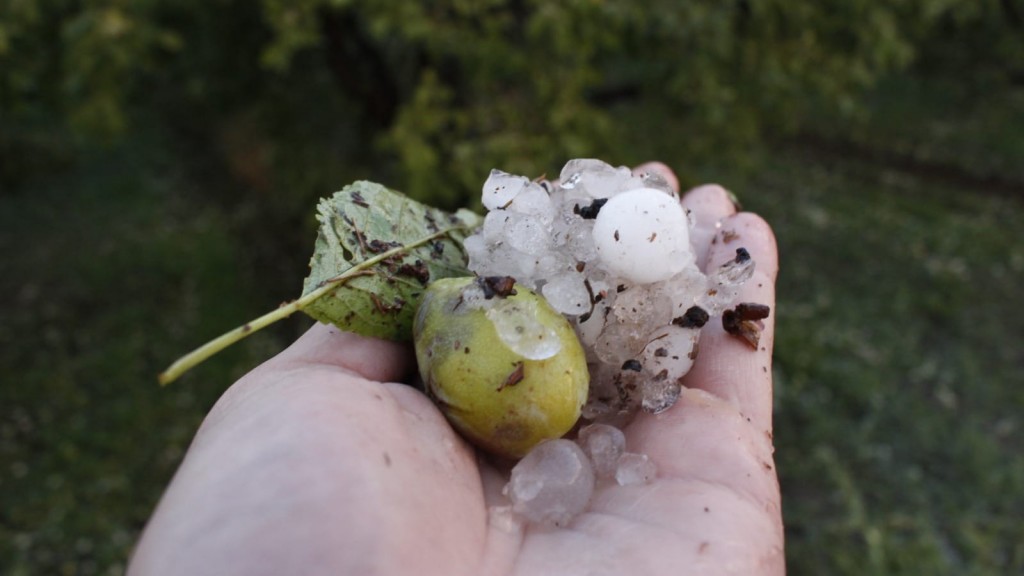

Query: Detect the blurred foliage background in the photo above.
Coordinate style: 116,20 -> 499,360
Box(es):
2,0 -> 1023,574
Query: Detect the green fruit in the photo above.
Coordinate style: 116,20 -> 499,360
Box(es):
413,277 -> 589,459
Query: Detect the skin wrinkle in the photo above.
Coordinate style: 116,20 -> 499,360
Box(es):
142,385 -> 388,575
155,363 -> 487,576
631,402 -> 779,512
512,493 -> 774,576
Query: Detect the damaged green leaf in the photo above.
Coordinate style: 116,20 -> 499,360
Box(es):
301,181 -> 481,340
158,181 -> 481,385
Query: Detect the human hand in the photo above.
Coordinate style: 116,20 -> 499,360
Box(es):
128,163 -> 784,576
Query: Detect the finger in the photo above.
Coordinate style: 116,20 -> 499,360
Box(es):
680,184 -> 738,270
683,212 -> 778,432
609,388 -> 785,574
265,322 -> 416,383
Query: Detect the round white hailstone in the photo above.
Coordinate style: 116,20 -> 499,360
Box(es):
506,439 -> 596,526
592,187 -> 691,284
482,169 -> 528,210
615,452 -> 656,486
541,272 -> 591,316
577,423 -> 626,479
641,325 -> 700,383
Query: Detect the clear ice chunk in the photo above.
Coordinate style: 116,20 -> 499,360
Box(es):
611,285 -> 672,329
486,297 -> 562,360
615,452 -> 656,486
577,423 -> 626,479
640,377 -> 682,414
635,167 -> 678,197
558,159 -> 632,199
594,322 -> 647,365
559,159 -> 616,186
506,439 -> 596,526
699,252 -> 755,314
641,325 -> 699,383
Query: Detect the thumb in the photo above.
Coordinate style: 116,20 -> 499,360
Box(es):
267,322 -> 416,383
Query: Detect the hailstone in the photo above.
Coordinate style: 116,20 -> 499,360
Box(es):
591,187 -> 692,284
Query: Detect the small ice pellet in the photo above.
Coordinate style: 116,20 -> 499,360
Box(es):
482,169 -> 529,210
615,452 -> 657,486
506,439 -> 596,526
462,234 -> 489,269
699,251 -> 756,314
641,325 -> 699,383
483,210 -> 513,243
541,272 -> 591,316
577,423 -> 626,479
506,216 -> 551,256
591,187 -> 691,284
640,377 -> 682,414
506,182 -> 555,222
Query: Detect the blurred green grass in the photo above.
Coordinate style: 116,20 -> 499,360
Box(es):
733,151 -> 1024,574
0,138 -> 301,574
2,73 -> 1023,575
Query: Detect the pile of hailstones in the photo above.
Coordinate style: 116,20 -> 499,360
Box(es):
463,159 -> 756,527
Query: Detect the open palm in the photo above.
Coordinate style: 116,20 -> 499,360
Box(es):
130,168 -> 784,576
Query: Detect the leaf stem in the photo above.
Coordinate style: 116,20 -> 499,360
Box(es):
158,223 -> 473,386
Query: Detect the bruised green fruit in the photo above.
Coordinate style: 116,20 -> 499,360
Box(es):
413,277 -> 589,459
